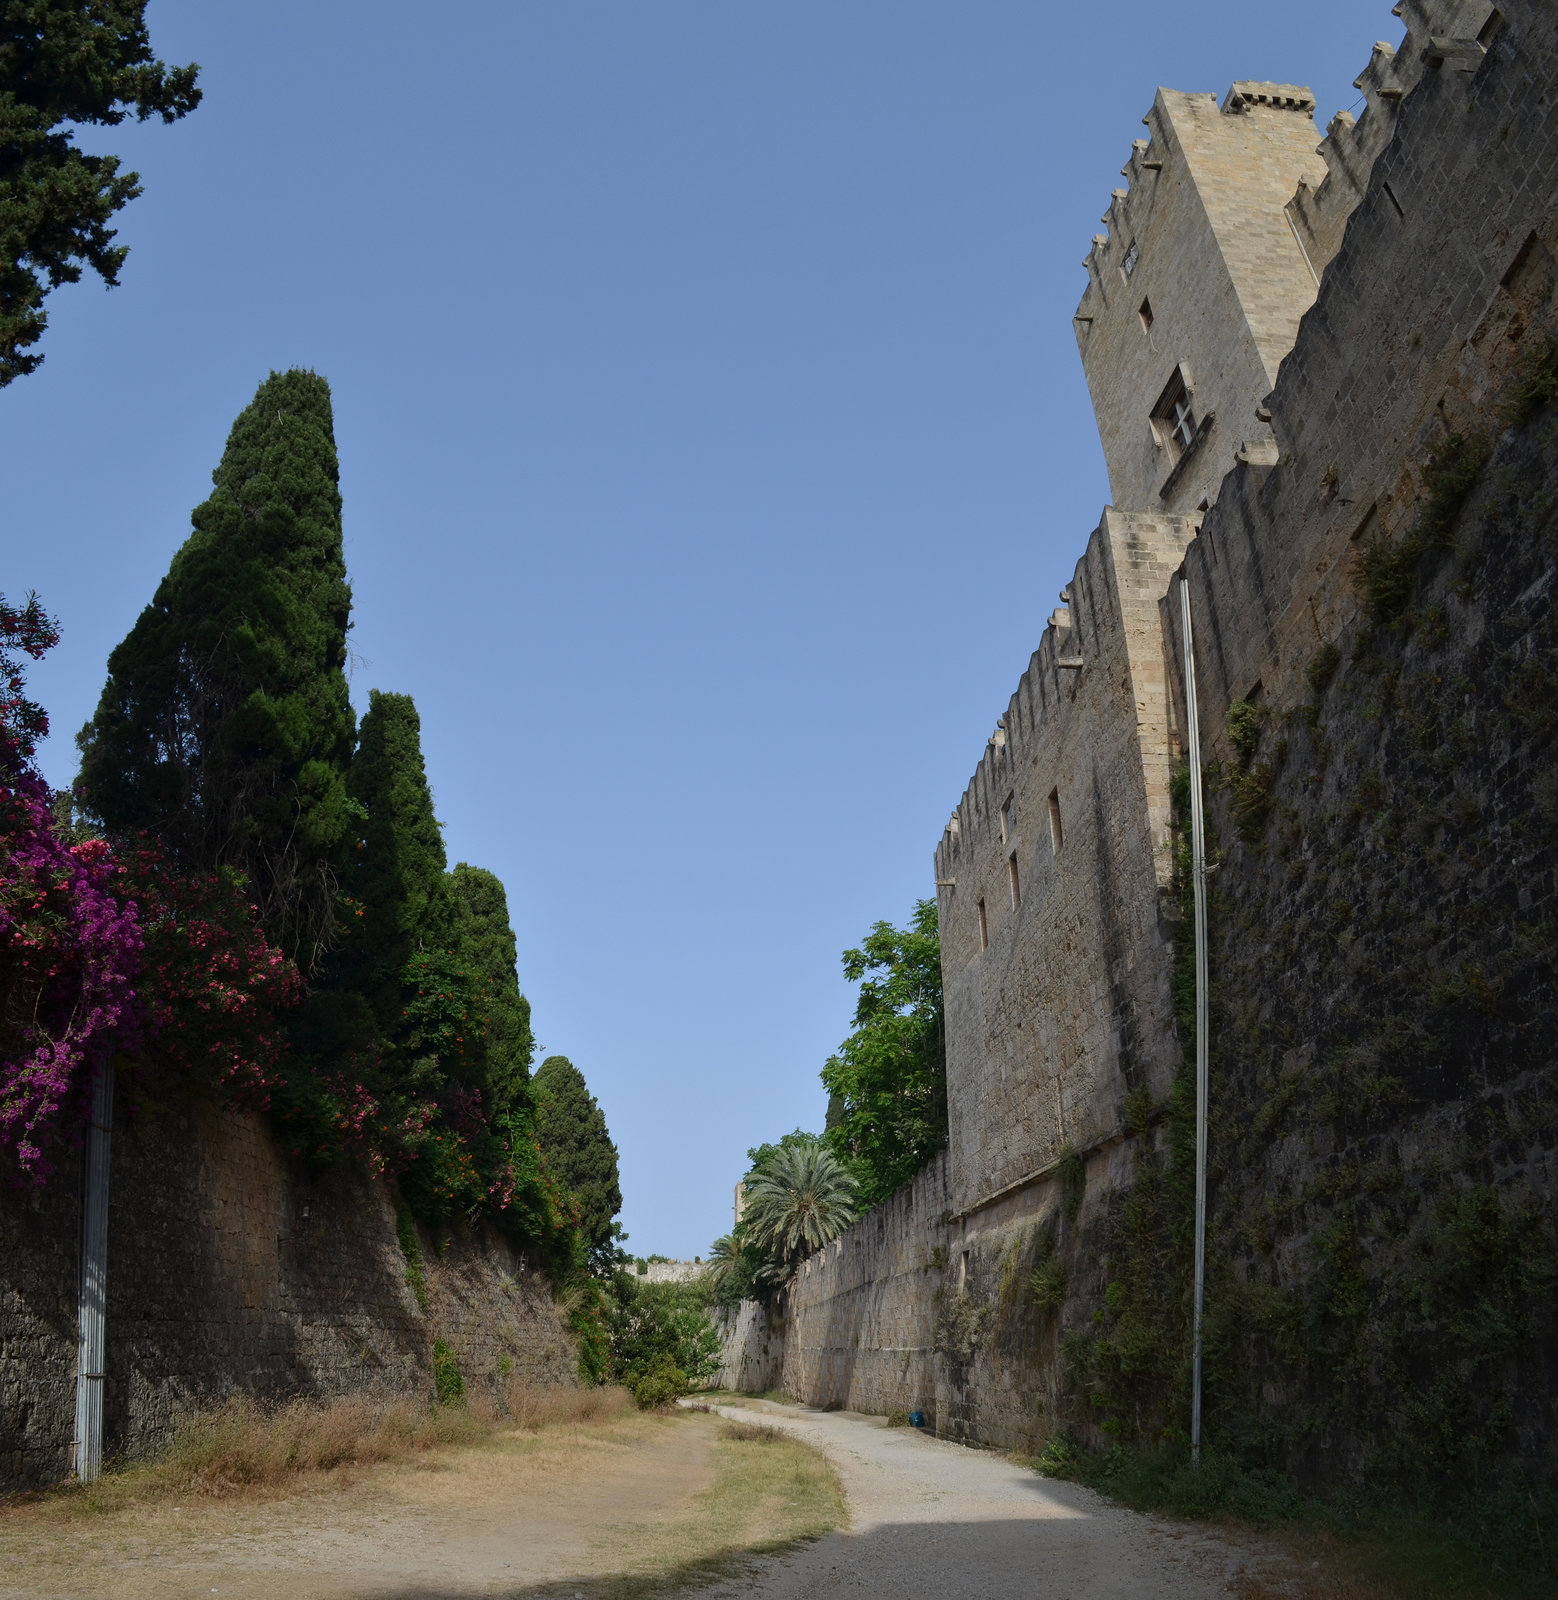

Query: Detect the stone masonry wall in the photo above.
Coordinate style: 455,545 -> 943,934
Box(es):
777,1154 -> 949,1420
934,506 -> 1192,1220
736,2 -> 1558,1494
0,1097 -> 575,1489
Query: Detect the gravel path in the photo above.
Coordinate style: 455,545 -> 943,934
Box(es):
694,1400 -> 1277,1600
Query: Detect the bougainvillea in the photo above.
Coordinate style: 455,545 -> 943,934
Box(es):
0,773 -> 141,1179
2,596 -> 299,1178
115,839 -> 301,1105
1,593 -> 141,1178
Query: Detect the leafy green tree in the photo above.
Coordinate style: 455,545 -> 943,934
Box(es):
533,1054 -> 622,1272
1,1 -> 201,384
821,899 -> 946,1206
741,1139 -> 858,1279
449,862 -> 534,1120
607,1276 -> 720,1407
75,370 -> 356,969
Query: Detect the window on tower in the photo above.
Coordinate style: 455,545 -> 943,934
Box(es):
1150,367 -> 1198,458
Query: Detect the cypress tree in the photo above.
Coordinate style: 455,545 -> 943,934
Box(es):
337,689 -> 452,1019
75,369 -> 355,968
533,1055 -> 622,1269
449,863 -> 534,1120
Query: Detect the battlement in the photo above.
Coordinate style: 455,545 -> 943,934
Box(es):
1288,0 -> 1499,280
933,506 -> 1194,885
1222,81 -> 1316,115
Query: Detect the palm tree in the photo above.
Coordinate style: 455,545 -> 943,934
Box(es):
741,1141 -> 860,1273
705,1233 -> 741,1289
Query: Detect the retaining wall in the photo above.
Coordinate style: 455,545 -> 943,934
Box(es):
0,1096 -> 575,1489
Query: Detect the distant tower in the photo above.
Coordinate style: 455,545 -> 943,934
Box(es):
733,1180 -> 746,1228
1074,83 -> 1329,516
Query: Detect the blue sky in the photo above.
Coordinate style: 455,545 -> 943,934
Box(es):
6,1 -> 1388,1257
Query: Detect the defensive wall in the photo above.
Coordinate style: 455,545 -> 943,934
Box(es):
1,1098 -> 576,1488
725,0 -> 1558,1487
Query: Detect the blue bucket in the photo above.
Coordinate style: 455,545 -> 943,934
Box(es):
909,1410 -> 926,1428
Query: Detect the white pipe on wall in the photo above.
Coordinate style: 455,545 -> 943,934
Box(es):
1179,578 -> 1210,1466
73,1060 -> 114,1483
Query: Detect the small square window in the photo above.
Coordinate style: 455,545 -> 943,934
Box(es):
1121,239 -> 1140,278
1001,793 -> 1017,841
1007,853 -> 1021,911
1151,368 -> 1197,458
1138,297 -> 1154,332
1048,789 -> 1064,854
976,898 -> 989,951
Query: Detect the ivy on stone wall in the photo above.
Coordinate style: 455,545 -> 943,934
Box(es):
1049,359 -> 1558,1545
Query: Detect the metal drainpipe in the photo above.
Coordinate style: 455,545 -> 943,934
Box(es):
1179,577 -> 1210,1467
74,1059 -> 114,1483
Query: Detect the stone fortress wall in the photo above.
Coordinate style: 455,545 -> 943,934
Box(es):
1,1099 -> 576,1489
730,0 -> 1558,1469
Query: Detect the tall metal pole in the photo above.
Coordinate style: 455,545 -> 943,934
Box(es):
74,1060 -> 114,1483
1179,579 -> 1210,1466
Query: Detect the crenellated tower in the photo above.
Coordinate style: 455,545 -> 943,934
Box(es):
1074,84 -> 1327,516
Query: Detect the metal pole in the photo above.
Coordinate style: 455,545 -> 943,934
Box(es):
1179,578 -> 1210,1466
74,1060 -> 114,1483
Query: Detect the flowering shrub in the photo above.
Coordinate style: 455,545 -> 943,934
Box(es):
115,840 -> 301,1105
1,594 -> 142,1179
2,596 -> 300,1178
0,771 -> 142,1179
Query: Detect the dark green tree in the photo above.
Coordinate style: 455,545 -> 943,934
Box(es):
820,898 -> 946,1207
533,1055 -> 622,1273
76,369 -> 356,969
337,689 -> 452,1017
1,1 -> 201,383
449,862 -> 534,1120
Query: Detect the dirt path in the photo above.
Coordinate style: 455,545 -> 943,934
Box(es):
0,1412 -> 730,1600
694,1400 -> 1287,1600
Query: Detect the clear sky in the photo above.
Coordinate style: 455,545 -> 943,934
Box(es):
6,0 -> 1389,1258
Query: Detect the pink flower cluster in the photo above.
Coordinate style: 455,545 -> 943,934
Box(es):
0,769 -> 142,1178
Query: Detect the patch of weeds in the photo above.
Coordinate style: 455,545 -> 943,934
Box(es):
1306,641 -> 1342,696
1357,432 -> 1491,622
1500,335 -> 1558,430
1056,1144 -> 1087,1225
1227,699 -> 1261,769
1031,1438 -> 1558,1600
1123,1083 -> 1154,1135
1029,1220 -> 1069,1311
396,1202 -> 430,1316
1416,603 -> 1450,651
935,1289 -> 993,1363
432,1338 -> 465,1406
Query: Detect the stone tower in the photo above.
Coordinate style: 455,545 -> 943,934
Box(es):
1074,83 -> 1328,516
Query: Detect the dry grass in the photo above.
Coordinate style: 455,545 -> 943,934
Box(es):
125,1392 -> 493,1499
719,1420 -> 785,1443
504,1378 -> 636,1431
12,1380 -> 636,1511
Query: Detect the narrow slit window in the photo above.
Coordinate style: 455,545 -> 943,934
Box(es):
1138,297 -> 1154,333
1001,793 -> 1017,841
1121,239 -> 1140,278
1048,789 -> 1064,854
1008,853 -> 1021,911
976,898 -> 989,951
